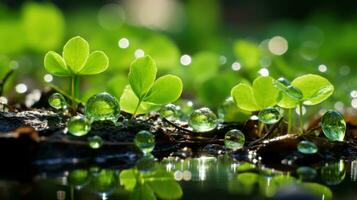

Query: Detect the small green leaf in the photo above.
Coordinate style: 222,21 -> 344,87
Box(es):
277,94 -> 299,109
44,51 -> 70,76
120,85 -> 160,114
231,83 -> 260,112
253,76 -> 280,109
120,169 -> 137,191
79,51 -> 109,75
128,56 -> 157,99
63,36 -> 89,74
130,183 -> 156,200
147,170 -> 183,200
292,74 -> 334,105
144,75 -> 183,105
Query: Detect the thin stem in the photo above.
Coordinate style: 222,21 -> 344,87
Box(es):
131,99 -> 143,119
70,186 -> 74,200
288,108 -> 292,134
71,76 -> 79,110
0,69 -> 14,96
298,103 -> 304,134
48,84 -> 84,104
258,122 -> 264,137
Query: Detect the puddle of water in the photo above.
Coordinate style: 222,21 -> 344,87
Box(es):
1,156 -> 357,200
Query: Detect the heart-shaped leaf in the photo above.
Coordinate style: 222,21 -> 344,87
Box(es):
44,51 -> 70,76
120,85 -> 160,114
130,183 -> 156,200
63,36 -> 89,74
253,76 -> 280,109
231,76 -> 279,112
144,75 -> 183,105
231,83 -> 260,112
120,169 -> 137,191
277,74 -> 334,108
78,51 -> 109,75
147,170 -> 183,200
128,56 -> 157,99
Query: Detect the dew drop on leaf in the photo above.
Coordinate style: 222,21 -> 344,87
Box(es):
48,93 -> 67,110
258,107 -> 282,124
224,129 -> 245,151
88,136 -> 104,149
134,130 -> 155,154
297,140 -> 318,154
85,92 -> 120,123
188,107 -> 218,132
321,110 -> 346,142
159,104 -> 180,121
67,116 -> 91,137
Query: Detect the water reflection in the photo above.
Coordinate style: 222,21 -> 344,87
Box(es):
3,157 -> 357,199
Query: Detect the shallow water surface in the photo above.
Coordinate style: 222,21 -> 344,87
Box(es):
1,157 -> 357,200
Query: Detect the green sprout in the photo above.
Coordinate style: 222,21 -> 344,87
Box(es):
120,55 -> 183,117
275,74 -> 334,134
44,36 -> 109,110
230,76 -> 280,136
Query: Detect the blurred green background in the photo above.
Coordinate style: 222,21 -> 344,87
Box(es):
0,0 -> 356,115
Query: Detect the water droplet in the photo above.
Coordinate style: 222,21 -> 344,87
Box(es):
321,110 -> 346,141
188,107 -> 218,132
224,129 -> 245,151
277,77 -> 291,86
159,104 -> 180,121
134,130 -> 155,154
321,160 -> 346,185
85,92 -> 120,123
67,116 -> 91,137
89,136 -> 104,149
258,107 -> 282,124
48,93 -> 67,110
297,140 -> 318,154
296,166 -> 317,180
68,169 -> 90,189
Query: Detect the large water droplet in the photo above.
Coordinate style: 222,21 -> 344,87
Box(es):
286,85 -> 304,100
224,129 -> 245,151
134,130 -> 155,154
188,107 -> 218,132
89,136 -> 104,149
258,107 -> 282,124
159,104 -> 180,121
85,92 -> 120,123
67,116 -> 91,137
297,140 -> 318,154
321,160 -> 346,186
321,110 -> 346,142
48,93 -> 67,110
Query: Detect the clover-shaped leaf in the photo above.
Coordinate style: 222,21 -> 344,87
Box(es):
231,76 -> 279,112
128,55 -> 157,99
44,36 -> 109,76
277,74 -> 334,108
123,55 -> 183,115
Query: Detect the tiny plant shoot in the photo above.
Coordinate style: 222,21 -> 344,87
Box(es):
120,55 -> 183,117
44,36 -> 109,110
231,76 -> 280,135
275,74 -> 334,134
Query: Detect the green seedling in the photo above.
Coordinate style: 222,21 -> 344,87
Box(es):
230,76 -> 281,135
120,55 -> 183,117
44,36 -> 109,110
275,74 -> 334,133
